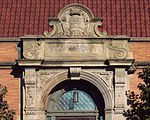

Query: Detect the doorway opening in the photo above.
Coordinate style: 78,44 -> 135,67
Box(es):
46,80 -> 105,120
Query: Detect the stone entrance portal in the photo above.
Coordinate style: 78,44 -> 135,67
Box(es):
16,4 -> 134,120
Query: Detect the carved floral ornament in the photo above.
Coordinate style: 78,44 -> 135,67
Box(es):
44,4 -> 107,38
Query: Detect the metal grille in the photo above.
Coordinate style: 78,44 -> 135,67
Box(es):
56,90 -> 96,110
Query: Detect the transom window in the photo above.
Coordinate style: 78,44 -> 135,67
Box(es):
56,90 -> 96,111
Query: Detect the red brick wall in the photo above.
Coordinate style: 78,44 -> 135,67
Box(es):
131,43 -> 150,61
0,43 -> 19,119
0,69 -> 19,119
130,43 -> 150,95
0,43 -> 18,62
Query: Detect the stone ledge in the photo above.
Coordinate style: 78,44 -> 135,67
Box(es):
21,35 -> 130,40
130,37 -> 150,42
0,62 -> 14,69
106,59 -> 135,66
0,37 -> 20,42
16,59 -> 135,67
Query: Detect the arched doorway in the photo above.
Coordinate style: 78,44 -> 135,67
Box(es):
46,80 -> 105,120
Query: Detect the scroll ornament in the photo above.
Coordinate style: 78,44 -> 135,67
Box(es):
106,41 -> 127,59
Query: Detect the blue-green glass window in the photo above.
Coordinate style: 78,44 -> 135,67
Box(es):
56,90 -> 96,111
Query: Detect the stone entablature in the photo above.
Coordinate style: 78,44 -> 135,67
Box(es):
22,37 -> 133,61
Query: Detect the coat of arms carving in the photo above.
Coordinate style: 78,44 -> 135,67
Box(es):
44,4 -> 106,38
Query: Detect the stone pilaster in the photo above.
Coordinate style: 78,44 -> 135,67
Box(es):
113,68 -> 126,120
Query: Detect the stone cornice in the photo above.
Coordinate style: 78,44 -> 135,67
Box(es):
130,37 -> 150,42
0,61 -> 149,69
0,37 -> 150,42
16,59 -> 134,67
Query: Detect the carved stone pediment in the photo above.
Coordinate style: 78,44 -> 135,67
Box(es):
21,4 -> 133,65
44,4 -> 107,38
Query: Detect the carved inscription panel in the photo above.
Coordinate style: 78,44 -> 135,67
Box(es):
44,40 -> 105,60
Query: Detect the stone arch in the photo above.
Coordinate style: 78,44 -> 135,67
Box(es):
40,70 -> 113,112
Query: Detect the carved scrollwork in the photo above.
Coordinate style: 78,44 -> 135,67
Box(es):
94,21 -> 107,36
24,41 -> 43,59
106,41 -> 127,59
44,21 -> 57,37
43,4 -> 108,38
